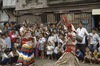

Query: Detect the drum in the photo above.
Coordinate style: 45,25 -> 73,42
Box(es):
76,34 -> 83,42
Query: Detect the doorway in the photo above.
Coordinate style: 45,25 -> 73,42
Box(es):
93,15 -> 100,32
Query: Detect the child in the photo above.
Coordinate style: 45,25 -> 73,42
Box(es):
38,33 -> 46,59
1,48 -> 13,65
92,49 -> 99,64
46,42 -> 54,59
11,48 -> 19,63
84,47 -> 92,64
76,49 -> 84,62
16,45 -> 21,55
14,38 -> 20,49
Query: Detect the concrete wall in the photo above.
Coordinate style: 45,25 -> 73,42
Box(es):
16,0 -> 48,10
0,10 -> 9,22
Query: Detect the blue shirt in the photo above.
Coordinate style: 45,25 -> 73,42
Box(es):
76,51 -> 84,58
5,37 -> 11,49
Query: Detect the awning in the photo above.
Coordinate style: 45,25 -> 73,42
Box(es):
92,9 -> 100,15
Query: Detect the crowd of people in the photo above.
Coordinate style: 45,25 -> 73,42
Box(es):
0,19 -> 100,66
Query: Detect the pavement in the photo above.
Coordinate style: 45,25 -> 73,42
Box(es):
0,59 -> 100,66
34,59 -> 100,66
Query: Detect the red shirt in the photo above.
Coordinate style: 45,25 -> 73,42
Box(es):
9,31 -> 16,42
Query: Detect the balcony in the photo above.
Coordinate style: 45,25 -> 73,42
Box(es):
3,0 -> 16,9
47,0 -> 100,5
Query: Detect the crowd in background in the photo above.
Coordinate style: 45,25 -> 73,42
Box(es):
0,21 -> 100,65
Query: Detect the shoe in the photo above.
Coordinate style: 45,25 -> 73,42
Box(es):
16,63 -> 22,65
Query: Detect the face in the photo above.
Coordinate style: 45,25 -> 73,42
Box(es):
79,23 -> 83,28
6,23 -> 9,27
86,47 -> 89,51
12,29 -> 16,33
58,44 -> 62,48
77,49 -> 80,52
53,25 -> 55,28
94,49 -> 97,52
39,34 -> 43,38
92,30 -> 96,34
2,35 -> 5,39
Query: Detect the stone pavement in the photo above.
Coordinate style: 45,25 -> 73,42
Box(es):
34,59 -> 100,66
0,59 -> 99,66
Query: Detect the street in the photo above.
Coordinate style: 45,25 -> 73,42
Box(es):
34,59 -> 100,66
0,59 -> 100,66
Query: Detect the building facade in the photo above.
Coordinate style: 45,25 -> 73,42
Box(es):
16,0 -> 100,32
0,0 -> 16,23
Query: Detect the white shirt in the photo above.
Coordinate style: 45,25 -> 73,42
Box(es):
46,45 -> 54,55
89,33 -> 99,44
54,34 -> 59,42
38,37 -> 46,44
2,51 -> 13,61
48,36 -> 55,47
54,47 -> 64,54
0,38 -> 7,51
76,27 -> 89,44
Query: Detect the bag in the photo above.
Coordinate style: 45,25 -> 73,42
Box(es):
76,34 -> 83,42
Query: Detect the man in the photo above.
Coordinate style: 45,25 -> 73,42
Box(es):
89,29 -> 99,52
53,43 -> 64,60
76,22 -> 89,55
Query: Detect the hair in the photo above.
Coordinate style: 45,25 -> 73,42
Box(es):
59,42 -> 62,46
4,48 -> 10,53
12,47 -> 16,52
17,45 -> 22,49
79,22 -> 83,25
92,28 -> 97,31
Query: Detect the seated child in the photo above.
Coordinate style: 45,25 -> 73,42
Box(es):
84,47 -> 92,64
46,42 -> 54,59
16,45 -> 21,55
11,48 -> 19,63
1,48 -> 13,65
92,49 -> 99,64
76,49 -> 84,61
53,43 -> 64,60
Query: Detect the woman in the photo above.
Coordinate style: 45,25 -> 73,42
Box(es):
17,26 -> 34,66
54,24 -> 80,66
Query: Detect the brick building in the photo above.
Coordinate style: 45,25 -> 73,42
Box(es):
16,0 -> 100,32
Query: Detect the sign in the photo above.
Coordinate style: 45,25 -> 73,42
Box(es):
92,9 -> 100,15
47,0 -> 99,5
82,20 -> 89,25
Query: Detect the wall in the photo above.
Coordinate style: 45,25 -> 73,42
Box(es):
0,10 -> 9,22
16,0 -> 48,10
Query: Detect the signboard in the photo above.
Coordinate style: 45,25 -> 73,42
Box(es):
92,9 -> 100,15
3,0 -> 16,8
47,0 -> 100,5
